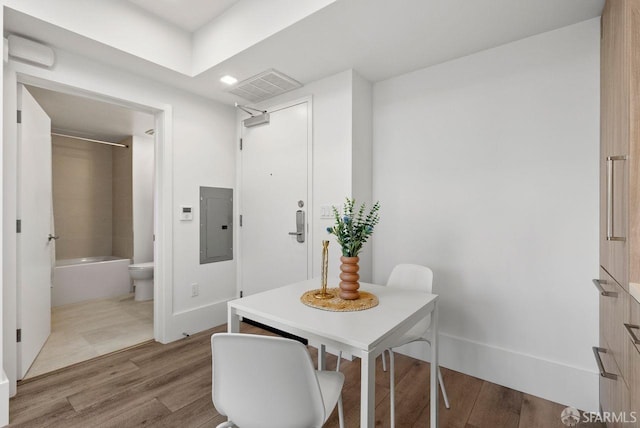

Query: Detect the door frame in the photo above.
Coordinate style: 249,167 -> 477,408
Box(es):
3,63 -> 173,393
236,96 -> 314,297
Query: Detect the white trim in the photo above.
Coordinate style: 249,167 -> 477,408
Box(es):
234,112 -> 243,298
236,96 -> 314,295
304,97 -> 314,279
2,62 -> 174,398
153,104 -> 172,341
16,74 -> 171,340
13,73 -> 171,342
396,332 -> 599,412
0,371 -> 8,427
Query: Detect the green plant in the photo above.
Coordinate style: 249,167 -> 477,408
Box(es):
326,198 -> 380,257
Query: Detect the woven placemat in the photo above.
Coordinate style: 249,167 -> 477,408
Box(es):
300,287 -> 379,312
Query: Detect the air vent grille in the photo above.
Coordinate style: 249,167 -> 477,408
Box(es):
228,69 -> 302,103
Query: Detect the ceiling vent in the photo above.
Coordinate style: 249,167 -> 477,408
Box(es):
227,69 -> 302,103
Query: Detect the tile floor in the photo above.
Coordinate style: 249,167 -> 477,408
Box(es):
24,293 -> 153,379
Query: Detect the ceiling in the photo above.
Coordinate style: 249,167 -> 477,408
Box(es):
6,0 -> 606,106
197,0 -> 606,98
26,85 -> 155,143
127,0 -> 239,32
5,0 -> 605,133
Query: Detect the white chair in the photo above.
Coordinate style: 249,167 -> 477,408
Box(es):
383,264 -> 450,427
211,333 -> 345,428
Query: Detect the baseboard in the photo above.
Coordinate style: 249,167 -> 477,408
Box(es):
396,332 -> 599,412
0,370 -> 9,427
164,299 -> 230,342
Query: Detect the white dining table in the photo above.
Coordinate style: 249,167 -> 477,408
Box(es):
226,278 -> 440,428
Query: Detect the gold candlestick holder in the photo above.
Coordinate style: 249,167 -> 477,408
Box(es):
315,240 -> 334,299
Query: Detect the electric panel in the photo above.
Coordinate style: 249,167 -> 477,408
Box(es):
200,187 -> 233,264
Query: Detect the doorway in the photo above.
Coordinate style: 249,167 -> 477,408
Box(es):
17,84 -> 156,379
239,99 -> 312,296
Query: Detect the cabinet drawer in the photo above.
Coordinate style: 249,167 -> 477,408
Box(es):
613,375 -> 631,428
628,296 -> 640,355
595,345 -> 622,421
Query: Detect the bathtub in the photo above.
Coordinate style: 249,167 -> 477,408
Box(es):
52,256 -> 132,307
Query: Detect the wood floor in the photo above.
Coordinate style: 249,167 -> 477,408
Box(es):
10,323 -> 604,428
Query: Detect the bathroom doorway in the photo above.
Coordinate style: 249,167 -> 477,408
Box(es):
19,85 -> 156,379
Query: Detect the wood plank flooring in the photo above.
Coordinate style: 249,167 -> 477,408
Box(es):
9,323 -> 604,427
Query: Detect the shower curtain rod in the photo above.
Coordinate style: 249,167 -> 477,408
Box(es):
51,132 -> 129,148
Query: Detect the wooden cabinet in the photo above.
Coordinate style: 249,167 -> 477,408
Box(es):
599,1 -> 640,425
600,0 -> 629,289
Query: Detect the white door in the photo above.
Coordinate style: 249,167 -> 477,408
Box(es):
17,84 -> 53,379
241,102 -> 309,296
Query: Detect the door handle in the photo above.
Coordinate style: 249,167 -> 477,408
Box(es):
48,234 -> 59,242
624,323 -> 640,344
592,347 -> 618,380
289,210 -> 305,243
592,279 -> 618,297
606,155 -> 627,242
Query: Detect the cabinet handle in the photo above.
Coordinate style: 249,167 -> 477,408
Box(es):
592,347 -> 618,380
624,323 -> 640,344
606,155 -> 627,242
592,279 -> 618,297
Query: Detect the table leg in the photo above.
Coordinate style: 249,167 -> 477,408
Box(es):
318,344 -> 326,370
431,301 -> 439,428
227,306 -> 239,333
361,350 -> 375,428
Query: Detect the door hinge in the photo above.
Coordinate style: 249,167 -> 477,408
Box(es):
239,138 -> 243,151
16,329 -> 21,343
239,214 -> 243,227
240,291 -> 243,298
17,110 -> 21,124
16,219 -> 21,233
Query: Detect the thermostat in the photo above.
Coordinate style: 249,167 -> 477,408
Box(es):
180,205 -> 193,221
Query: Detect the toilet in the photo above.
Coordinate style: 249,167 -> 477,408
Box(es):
128,262 -> 154,301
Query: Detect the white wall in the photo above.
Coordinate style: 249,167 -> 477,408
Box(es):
132,135 -> 154,264
351,72 -> 373,282
3,0 -> 337,77
373,19 -> 600,411
171,87 -> 236,316
4,0 -> 192,74
192,0 -> 336,75
0,7 -> 7,426
2,47 -> 236,400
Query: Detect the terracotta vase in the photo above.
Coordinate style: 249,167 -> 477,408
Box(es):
339,256 -> 360,300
